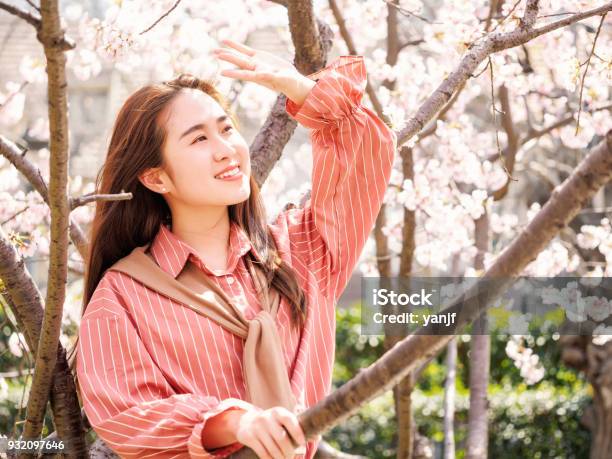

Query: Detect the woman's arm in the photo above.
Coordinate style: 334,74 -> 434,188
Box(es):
280,56 -> 397,300
77,273 -> 254,458
211,43 -> 396,298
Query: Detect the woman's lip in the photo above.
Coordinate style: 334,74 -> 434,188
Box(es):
214,164 -> 240,177
215,169 -> 243,181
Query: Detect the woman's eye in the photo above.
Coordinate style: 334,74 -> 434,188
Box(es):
192,127 -> 232,144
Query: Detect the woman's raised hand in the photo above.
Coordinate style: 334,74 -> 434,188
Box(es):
212,39 -> 316,106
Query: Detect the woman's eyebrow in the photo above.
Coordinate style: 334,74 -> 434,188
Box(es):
179,115 -> 229,140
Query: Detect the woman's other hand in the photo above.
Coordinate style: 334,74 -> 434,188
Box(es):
212,39 -> 316,106
234,405 -> 307,459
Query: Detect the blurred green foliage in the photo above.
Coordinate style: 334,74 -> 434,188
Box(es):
325,302 -> 592,459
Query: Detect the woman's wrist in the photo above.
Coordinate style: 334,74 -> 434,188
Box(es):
201,408 -> 248,449
283,74 -> 317,107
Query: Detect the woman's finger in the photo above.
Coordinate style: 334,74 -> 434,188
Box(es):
250,436 -> 274,459
220,38 -> 257,57
219,69 -> 277,89
280,419 -> 306,449
214,51 -> 256,71
268,423 -> 296,458
219,68 -> 258,81
274,410 -> 307,447
258,428 -> 286,459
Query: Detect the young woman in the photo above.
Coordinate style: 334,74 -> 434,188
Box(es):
76,39 -> 396,459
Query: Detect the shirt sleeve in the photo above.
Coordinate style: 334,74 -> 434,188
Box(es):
279,55 -> 397,300
76,273 -> 255,458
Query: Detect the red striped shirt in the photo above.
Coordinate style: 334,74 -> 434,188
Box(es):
77,55 -> 396,458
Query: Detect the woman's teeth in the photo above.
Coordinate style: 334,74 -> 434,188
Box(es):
215,167 -> 240,179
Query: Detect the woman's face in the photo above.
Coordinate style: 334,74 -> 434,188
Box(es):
148,88 -> 251,207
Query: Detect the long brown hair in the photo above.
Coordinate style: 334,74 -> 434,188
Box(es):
69,75 -> 307,375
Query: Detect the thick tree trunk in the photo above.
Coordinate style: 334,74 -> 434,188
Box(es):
22,0 -> 72,448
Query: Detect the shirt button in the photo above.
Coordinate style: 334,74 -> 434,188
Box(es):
227,276 -> 235,285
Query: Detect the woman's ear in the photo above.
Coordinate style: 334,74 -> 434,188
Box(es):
138,168 -> 169,194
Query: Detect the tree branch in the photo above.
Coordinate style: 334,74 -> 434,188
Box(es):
525,102 -> 612,145
139,0 -> 182,35
382,0 -> 432,23
25,0 -> 40,12
575,12 -> 606,135
0,135 -> 88,259
492,84 -> 519,200
0,1 -> 39,27
70,192 -> 133,210
521,0 -> 540,29
251,5 -> 334,186
287,0 -> 326,75
0,1 -> 74,50
21,0 -> 74,447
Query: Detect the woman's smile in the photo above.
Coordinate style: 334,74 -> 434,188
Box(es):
214,165 -> 243,181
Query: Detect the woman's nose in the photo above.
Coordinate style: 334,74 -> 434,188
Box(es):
212,135 -> 237,161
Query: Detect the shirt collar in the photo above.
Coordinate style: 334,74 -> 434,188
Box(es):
149,221 -> 262,278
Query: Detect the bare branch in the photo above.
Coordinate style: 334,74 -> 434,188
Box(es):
1,205 -> 29,225
521,0 -> 540,29
382,0 -> 432,23
398,38 -> 425,51
139,0 -> 182,35
25,0 -> 40,12
0,1 -> 74,50
0,135 -> 88,258
488,57 -> 508,180
70,192 -> 133,210
0,1 -> 40,27
576,12 -> 607,135
492,84 -> 520,200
